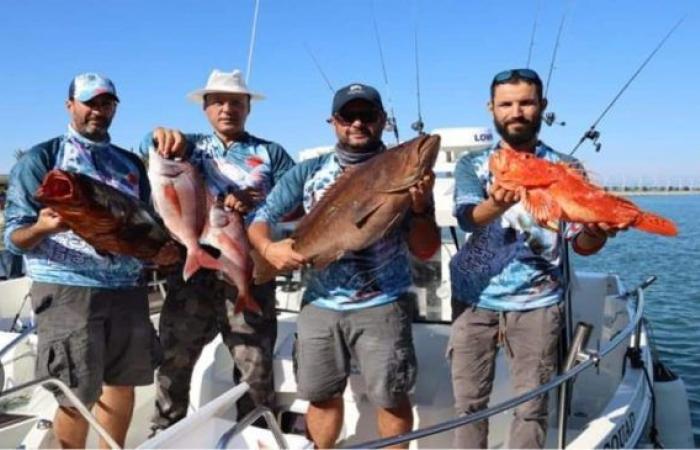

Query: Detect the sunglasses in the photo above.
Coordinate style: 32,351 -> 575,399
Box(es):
334,109 -> 381,125
491,68 -> 542,86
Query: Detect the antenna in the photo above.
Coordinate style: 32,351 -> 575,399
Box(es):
570,16 -> 685,155
304,43 -> 335,93
526,0 -> 541,68
371,1 -> 400,144
543,0 -> 574,127
246,0 -> 261,84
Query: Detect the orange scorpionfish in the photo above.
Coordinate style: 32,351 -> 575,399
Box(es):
489,148 -> 678,236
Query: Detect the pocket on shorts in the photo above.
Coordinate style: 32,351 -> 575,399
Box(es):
389,346 -> 417,395
38,332 -> 89,389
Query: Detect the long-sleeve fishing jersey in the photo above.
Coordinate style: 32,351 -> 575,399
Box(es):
139,131 -> 295,222
253,151 -> 415,311
450,142 -> 583,311
3,127 -> 149,288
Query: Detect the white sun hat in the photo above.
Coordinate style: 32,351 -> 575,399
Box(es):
187,69 -> 265,103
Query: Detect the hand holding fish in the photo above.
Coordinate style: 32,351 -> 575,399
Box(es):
262,238 -> 307,271
151,241 -> 182,267
153,127 -> 187,159
583,222 -> 629,239
35,207 -> 70,235
224,188 -> 264,214
488,180 -> 521,208
409,172 -> 435,214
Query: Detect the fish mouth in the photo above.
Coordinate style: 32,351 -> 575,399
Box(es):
37,171 -> 74,202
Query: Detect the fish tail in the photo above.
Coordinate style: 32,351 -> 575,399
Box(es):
633,212 -> 678,236
234,291 -> 262,315
183,247 -> 222,280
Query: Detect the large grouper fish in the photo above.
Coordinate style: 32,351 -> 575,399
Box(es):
288,133 -> 441,269
35,169 -> 177,261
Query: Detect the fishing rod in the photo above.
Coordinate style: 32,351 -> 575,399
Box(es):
371,1 -> 401,144
411,24 -> 425,135
304,43 -> 335,93
245,0 -> 261,83
543,0 -> 573,127
570,17 -> 685,156
525,0 -> 541,68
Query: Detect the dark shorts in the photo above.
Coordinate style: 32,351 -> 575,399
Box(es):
31,282 -> 159,407
294,297 -> 417,408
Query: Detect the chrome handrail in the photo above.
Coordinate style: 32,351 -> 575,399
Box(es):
0,376 -> 121,449
216,405 -> 289,449
346,277 -> 654,449
0,323 -> 36,361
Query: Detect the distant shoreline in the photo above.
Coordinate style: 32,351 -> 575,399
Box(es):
614,190 -> 700,197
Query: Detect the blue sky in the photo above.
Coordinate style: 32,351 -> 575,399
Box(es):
1,0 -> 698,185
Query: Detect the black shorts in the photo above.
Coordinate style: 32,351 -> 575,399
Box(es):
31,282 -> 160,407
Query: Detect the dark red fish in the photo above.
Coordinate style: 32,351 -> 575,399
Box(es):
36,169 -> 178,261
294,134 -> 441,266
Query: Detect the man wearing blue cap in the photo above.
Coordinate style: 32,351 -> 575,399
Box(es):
248,83 -> 440,448
3,73 -> 176,448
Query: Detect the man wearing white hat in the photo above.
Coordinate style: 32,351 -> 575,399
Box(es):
141,69 -> 295,433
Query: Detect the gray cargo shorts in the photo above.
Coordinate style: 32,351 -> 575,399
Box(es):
31,282 -> 159,407
293,296 -> 417,408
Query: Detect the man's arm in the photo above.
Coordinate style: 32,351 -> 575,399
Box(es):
571,223 -> 624,256
139,128 -> 192,160
4,144 -> 66,254
248,161 -> 315,270
453,152 -> 519,231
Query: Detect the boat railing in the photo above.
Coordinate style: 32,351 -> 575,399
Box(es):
0,323 -> 36,388
346,276 -> 656,449
0,375 -> 122,449
216,405 -> 289,449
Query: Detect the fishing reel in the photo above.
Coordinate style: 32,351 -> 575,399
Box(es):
385,116 -> 398,134
584,128 -> 602,152
411,119 -> 425,135
544,112 -> 566,127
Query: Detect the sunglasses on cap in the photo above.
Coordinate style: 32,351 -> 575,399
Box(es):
333,108 -> 381,125
491,68 -> 542,86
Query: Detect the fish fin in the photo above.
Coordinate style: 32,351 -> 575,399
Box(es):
352,198 -> 386,228
183,246 -> 222,281
234,292 -> 262,315
633,212 -> 678,237
251,249 -> 279,285
522,189 -> 562,226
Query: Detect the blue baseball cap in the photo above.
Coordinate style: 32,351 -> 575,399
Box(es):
331,83 -> 384,115
68,73 -> 119,102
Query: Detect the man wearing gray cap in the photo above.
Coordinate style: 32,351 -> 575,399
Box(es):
3,73 -> 176,448
248,83 -> 440,448
143,69 -> 295,433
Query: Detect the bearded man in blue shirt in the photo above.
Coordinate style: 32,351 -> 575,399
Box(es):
449,69 -> 625,449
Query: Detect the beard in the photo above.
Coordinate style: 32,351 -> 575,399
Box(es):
494,114 -> 542,147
